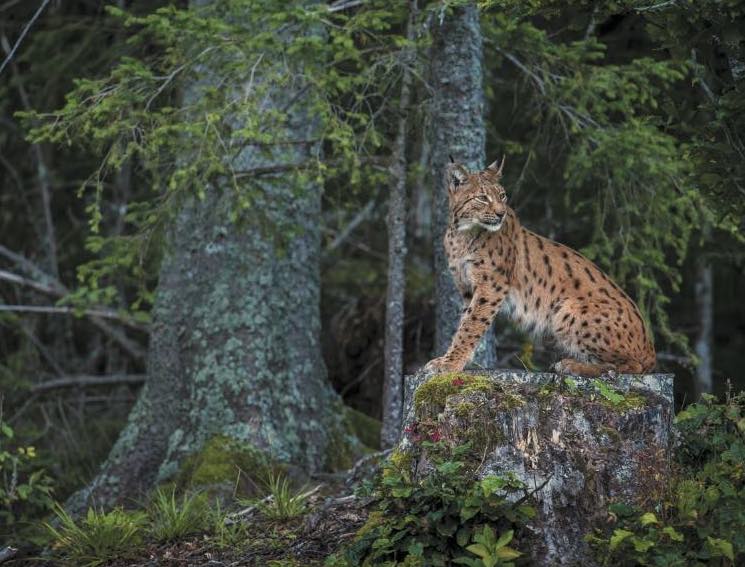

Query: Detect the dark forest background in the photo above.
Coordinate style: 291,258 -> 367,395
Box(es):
1,0 -> 744,561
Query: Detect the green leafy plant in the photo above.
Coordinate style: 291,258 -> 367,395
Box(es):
45,504 -> 147,566
343,442 -> 534,566
147,487 -> 209,542
0,409 -> 54,540
456,526 -> 522,567
588,392 -> 745,565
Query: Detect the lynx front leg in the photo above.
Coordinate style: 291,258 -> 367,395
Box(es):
425,285 -> 507,373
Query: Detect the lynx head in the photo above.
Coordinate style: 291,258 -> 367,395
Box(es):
447,157 -> 508,232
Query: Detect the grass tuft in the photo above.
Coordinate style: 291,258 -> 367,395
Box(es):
45,503 -> 146,566
147,487 -> 209,542
253,470 -> 316,520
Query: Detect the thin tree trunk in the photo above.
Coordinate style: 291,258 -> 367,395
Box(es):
67,1 -> 359,512
412,131 -> 431,241
429,1 -> 496,367
381,0 -> 417,449
694,253 -> 713,395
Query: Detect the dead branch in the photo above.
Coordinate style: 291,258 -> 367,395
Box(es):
0,0 -> 51,76
31,374 -> 146,394
0,269 -> 60,296
323,198 -> 377,256
0,305 -> 145,331
0,246 -> 147,359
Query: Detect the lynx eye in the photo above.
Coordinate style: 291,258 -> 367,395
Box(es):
500,193 -> 508,203
475,195 -> 489,204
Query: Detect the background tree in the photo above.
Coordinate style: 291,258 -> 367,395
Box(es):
428,0 -> 497,368
381,1 -> 418,449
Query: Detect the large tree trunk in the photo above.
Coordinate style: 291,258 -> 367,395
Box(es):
67,1 -> 358,512
429,2 -> 496,367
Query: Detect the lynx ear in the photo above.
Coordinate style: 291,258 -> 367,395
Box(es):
447,162 -> 469,191
486,156 -> 506,177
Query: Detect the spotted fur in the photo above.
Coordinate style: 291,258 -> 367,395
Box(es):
425,159 -> 656,377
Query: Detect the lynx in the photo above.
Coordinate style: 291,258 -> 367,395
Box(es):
425,159 -> 656,377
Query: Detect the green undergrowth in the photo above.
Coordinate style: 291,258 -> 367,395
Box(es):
332,442 -> 535,566
44,467 -> 319,565
148,487 -> 210,542
46,504 -> 148,567
246,470 -> 316,520
1,415 -> 55,545
588,392 -> 745,566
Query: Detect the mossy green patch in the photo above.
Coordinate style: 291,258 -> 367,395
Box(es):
389,449 -> 412,469
344,407 -> 381,450
356,510 -> 385,539
590,380 -> 648,411
178,435 -> 276,495
323,404 -> 365,471
497,390 -> 526,409
414,373 -> 496,415
454,400 -> 476,418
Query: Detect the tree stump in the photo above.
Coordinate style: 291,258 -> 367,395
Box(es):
399,369 -> 674,566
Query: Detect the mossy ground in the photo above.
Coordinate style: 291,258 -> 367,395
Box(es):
177,435 -> 283,497
175,403 -> 379,496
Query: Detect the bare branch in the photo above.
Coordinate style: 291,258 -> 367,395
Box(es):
327,0 -> 366,13
0,305 -> 145,330
31,374 -> 146,394
0,269 -> 60,296
0,0 -> 52,77
323,198 -> 376,256
0,245 -> 60,289
0,245 -> 147,358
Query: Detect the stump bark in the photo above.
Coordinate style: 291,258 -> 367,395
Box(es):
399,369 -> 674,566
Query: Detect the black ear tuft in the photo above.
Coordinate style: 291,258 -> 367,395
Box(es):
449,154 -> 455,164
447,163 -> 469,189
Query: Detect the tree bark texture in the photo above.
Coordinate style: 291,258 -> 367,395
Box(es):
429,2 -> 496,367
399,369 -> 674,565
381,0 -> 417,450
67,1 -> 358,512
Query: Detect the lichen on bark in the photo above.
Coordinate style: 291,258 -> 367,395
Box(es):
65,0 -> 362,513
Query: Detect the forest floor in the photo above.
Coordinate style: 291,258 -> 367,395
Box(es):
112,493 -> 367,567
11,482 -> 369,567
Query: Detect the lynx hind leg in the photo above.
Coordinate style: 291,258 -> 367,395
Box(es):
611,358 -> 645,374
553,358 -> 616,377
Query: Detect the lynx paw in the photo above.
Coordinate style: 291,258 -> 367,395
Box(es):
422,356 -> 462,374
